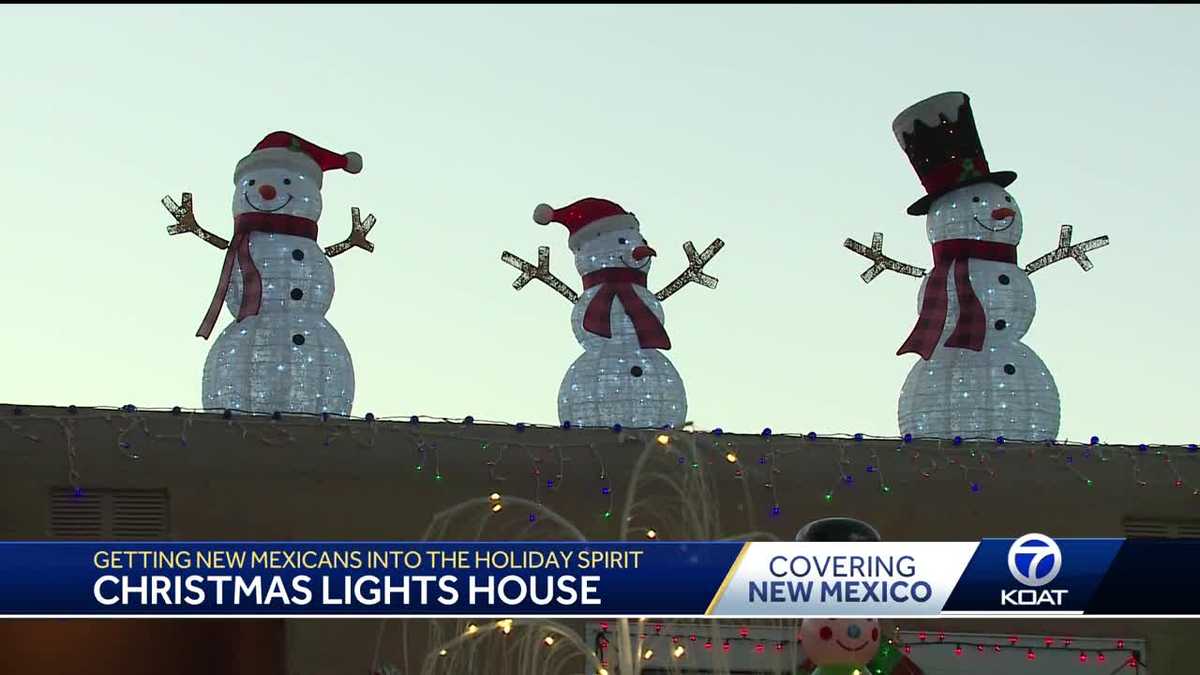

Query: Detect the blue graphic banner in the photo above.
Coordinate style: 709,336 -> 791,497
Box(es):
0,537 -> 1197,617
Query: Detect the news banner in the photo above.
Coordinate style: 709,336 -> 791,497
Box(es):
1,535 -> 1196,617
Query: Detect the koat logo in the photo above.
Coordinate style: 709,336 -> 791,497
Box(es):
1001,533 -> 1068,607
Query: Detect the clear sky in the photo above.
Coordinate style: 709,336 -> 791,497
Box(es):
0,5 -> 1196,444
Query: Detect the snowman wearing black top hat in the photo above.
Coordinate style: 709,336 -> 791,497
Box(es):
845,92 -> 1110,442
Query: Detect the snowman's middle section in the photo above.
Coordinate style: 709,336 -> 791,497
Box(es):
898,256 -> 1059,441
202,232 -> 354,416
559,287 -> 687,429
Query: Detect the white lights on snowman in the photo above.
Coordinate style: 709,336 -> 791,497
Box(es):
502,198 -> 723,429
163,131 -> 377,416
845,92 -> 1109,442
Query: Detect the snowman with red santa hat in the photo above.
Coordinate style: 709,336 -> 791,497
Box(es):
163,131 -> 376,416
503,198 -> 723,428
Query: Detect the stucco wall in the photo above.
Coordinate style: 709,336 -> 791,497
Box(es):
0,404 -> 1194,673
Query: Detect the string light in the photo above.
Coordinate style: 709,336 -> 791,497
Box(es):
646,529 -> 657,539
672,645 -> 685,659
656,434 -> 671,446
6,406 -> 1197,520
642,649 -> 654,660
543,635 -> 555,646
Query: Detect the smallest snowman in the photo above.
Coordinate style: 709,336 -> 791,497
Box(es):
797,518 -> 883,675
799,618 -> 882,675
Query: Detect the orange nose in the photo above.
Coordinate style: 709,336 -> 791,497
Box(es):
632,245 -> 657,260
258,184 -> 277,200
991,207 -> 1015,220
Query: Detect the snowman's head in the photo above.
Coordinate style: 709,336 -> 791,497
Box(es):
799,618 -> 881,666
573,226 -> 657,276
232,164 -> 323,222
927,182 -> 1021,246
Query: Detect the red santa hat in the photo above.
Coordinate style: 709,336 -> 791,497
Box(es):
532,197 -> 639,251
234,131 -> 362,188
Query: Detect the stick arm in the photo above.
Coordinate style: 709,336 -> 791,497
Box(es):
1024,224 -> 1110,274
501,246 -> 579,303
655,238 -> 724,301
324,207 -> 377,258
162,193 -> 229,250
843,232 -> 926,283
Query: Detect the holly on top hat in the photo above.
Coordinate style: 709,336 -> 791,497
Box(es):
892,92 -> 1016,216
532,197 -> 639,251
234,131 -> 362,188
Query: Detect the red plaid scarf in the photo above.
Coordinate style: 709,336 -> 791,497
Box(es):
897,239 -> 1017,360
581,268 -> 671,350
196,212 -> 319,339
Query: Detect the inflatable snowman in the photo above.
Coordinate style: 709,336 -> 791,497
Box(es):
164,131 -> 376,416
502,197 -> 723,428
845,92 -> 1109,441
796,518 -> 883,674
800,618 -> 882,675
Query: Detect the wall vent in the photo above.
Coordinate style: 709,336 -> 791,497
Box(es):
1122,517 -> 1200,539
49,488 -> 170,539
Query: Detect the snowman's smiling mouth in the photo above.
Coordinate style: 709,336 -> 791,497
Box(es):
835,639 -> 869,652
974,215 -> 1013,232
243,192 -> 294,213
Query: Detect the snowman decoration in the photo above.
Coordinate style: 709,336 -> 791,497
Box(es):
796,518 -> 883,675
502,198 -> 723,428
845,93 -> 1108,441
163,131 -> 376,416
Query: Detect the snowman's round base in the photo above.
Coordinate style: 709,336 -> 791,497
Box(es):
202,314 -> 355,416
898,340 -> 1060,441
557,344 -> 687,429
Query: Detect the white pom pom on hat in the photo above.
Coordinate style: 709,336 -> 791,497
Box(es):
343,151 -> 363,174
532,203 -> 555,225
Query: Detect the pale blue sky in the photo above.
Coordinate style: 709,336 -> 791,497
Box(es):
0,5 -> 1196,443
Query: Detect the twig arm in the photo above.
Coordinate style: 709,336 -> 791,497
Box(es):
1024,224 -> 1110,274
655,238 -> 724,301
501,246 -> 579,303
162,193 -> 229,250
324,207 -> 377,258
844,232 -> 925,283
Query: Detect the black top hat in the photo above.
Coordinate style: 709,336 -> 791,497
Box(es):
795,517 -> 882,542
893,92 -> 1017,216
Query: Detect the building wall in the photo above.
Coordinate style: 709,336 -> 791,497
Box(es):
0,405 -> 1195,673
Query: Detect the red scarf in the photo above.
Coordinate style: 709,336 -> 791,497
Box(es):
196,212 -> 319,339
581,268 -> 671,350
897,239 -> 1017,360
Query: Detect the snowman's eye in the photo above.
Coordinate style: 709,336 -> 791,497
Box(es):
972,196 -> 980,203
618,238 -> 628,245
247,179 -> 256,186
283,178 -> 292,185
1005,196 -> 1013,203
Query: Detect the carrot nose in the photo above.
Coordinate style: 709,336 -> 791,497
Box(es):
991,207 -> 1015,220
632,245 -> 657,260
258,184 -> 277,200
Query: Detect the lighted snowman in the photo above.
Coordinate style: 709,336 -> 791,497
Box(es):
502,197 -> 723,428
163,131 -> 376,415
845,92 -> 1109,441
